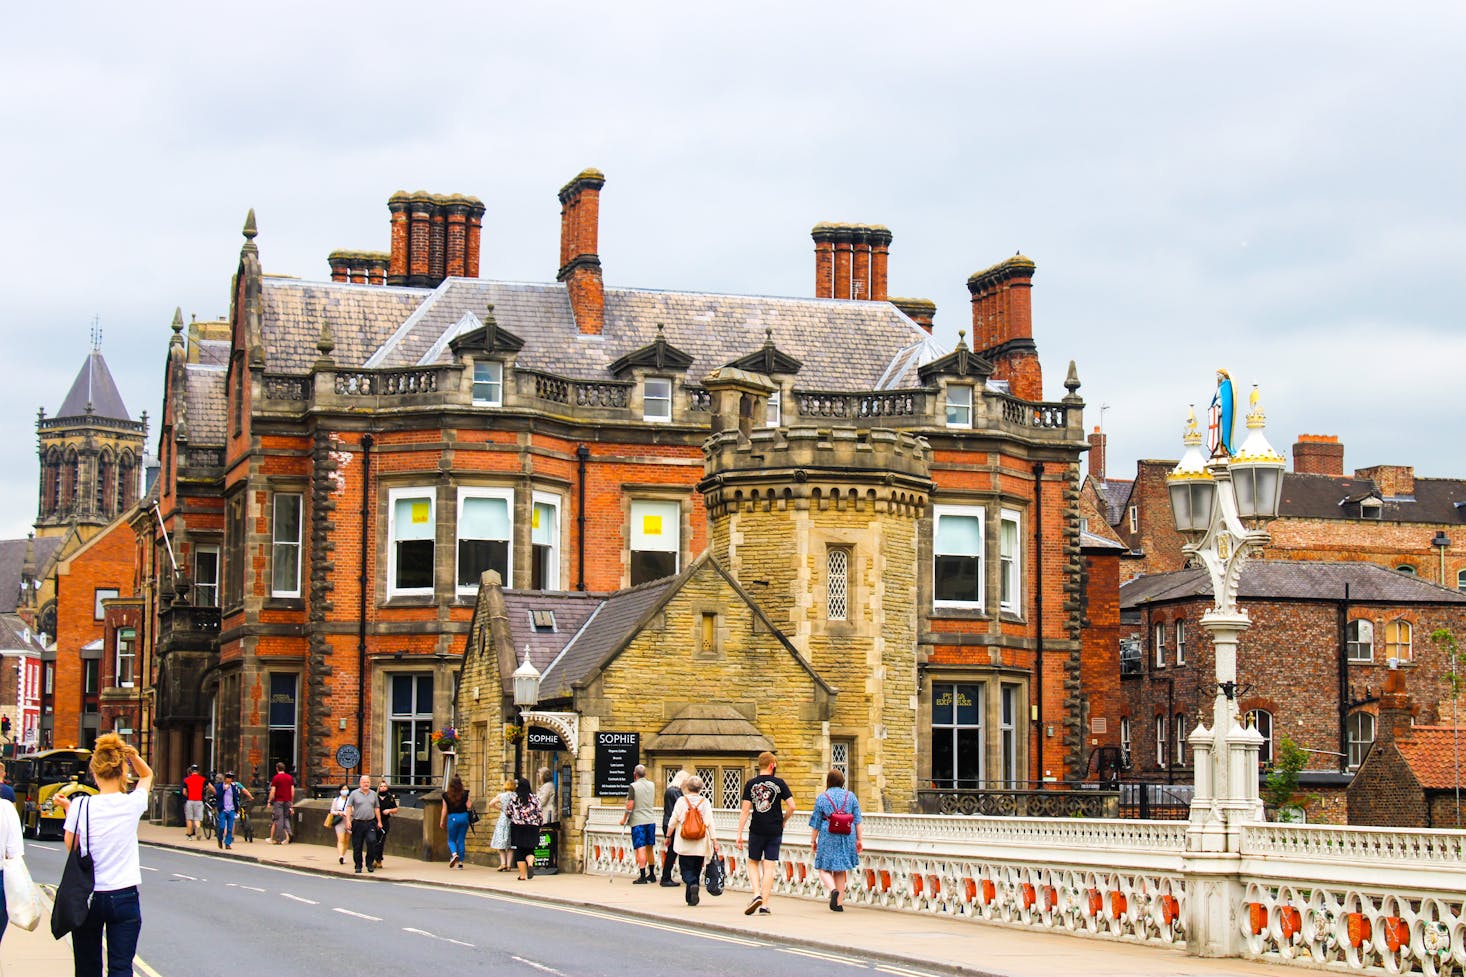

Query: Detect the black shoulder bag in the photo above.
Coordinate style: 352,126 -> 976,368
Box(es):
51,796 -> 95,938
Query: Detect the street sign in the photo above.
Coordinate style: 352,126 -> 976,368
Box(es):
335,744 -> 361,771
593,731 -> 639,796
527,725 -> 567,751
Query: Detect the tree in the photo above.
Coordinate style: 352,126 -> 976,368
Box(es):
1262,733 -> 1310,821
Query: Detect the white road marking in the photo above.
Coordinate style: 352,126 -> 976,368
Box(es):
140,865 -> 158,872
780,946 -> 864,965
403,927 -> 436,938
226,883 -> 266,892
446,938 -> 475,947
171,873 -> 202,881
403,926 -> 475,949
511,956 -> 567,976
332,907 -> 382,921
281,893 -> 318,905
30,843 -> 58,851
135,957 -> 165,977
876,968 -> 944,977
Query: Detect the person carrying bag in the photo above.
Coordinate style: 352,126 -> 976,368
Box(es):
50,795 -> 94,939
1,787 -> 40,938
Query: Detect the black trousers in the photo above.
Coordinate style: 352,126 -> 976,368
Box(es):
678,853 -> 705,887
660,828 -> 678,882
351,820 -> 377,869
372,819 -> 391,864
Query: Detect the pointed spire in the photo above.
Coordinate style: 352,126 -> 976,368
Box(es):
242,209 -> 258,255
170,307 -> 185,347
1063,360 -> 1083,403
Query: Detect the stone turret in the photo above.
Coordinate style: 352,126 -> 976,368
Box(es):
697,368 -> 932,811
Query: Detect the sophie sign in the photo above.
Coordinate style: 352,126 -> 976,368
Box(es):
593,731 -> 639,797
527,726 -> 567,752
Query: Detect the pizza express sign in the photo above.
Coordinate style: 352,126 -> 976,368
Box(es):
526,725 -> 567,752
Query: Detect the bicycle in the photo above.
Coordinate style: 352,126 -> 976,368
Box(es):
238,803 -> 254,843
201,795 -> 217,841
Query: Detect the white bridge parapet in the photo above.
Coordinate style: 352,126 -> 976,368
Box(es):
585,808 -> 1466,974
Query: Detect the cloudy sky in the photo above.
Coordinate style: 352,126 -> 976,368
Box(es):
3,2 -> 1462,539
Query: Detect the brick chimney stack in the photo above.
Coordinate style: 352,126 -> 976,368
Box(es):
328,250 -> 390,285
557,168 -> 607,336
1088,426 -> 1107,480
811,223 -> 892,301
1377,662 -> 1418,744
385,191 -> 486,288
1293,434 -> 1344,476
1356,464 -> 1416,498
966,255 -> 1041,401
889,297 -> 936,334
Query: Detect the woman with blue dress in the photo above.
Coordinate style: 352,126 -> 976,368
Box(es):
808,768 -> 863,911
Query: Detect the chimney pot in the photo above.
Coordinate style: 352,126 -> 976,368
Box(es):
1088,426 -> 1107,481
1292,434 -> 1344,476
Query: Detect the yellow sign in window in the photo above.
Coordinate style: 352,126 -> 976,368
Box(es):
642,515 -> 663,536
411,501 -> 430,524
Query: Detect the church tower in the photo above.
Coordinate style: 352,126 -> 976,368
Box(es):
697,369 -> 932,811
35,335 -> 146,538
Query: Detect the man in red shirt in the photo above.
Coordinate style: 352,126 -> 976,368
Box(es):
182,764 -> 207,839
267,761 -> 295,844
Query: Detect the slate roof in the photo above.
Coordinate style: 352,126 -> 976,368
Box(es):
184,364 -> 228,444
1099,479 -> 1134,525
1280,472 -> 1466,524
0,613 -> 46,652
501,591 -> 604,676
646,703 -> 775,753
1395,727 -> 1466,790
261,276 -> 938,390
1121,560 -> 1466,609
195,339 -> 230,369
57,350 -> 132,420
537,578 -> 679,698
0,536 -> 63,614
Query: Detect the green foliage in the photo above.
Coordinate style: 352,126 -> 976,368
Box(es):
1432,628 -> 1462,696
1262,733 -> 1309,812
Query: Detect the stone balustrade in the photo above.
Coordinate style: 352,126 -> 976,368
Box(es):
583,807 -> 1466,973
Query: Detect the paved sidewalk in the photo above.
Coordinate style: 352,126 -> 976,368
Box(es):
138,823 -> 1282,977
0,887 -> 72,976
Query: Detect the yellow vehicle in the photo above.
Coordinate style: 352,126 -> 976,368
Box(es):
4,748 -> 98,839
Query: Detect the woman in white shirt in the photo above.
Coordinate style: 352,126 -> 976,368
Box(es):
326,786 -> 351,864
0,783 -> 24,944
666,774 -> 719,907
63,732 -> 153,977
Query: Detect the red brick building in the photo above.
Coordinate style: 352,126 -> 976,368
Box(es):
1348,665 -> 1466,828
142,168 -> 1101,802
1119,561 -> 1466,820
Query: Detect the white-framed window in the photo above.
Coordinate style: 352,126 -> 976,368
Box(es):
457,487 -> 513,593
1458,569 -> 1466,593
531,492 -> 561,589
115,627 -> 135,688
643,377 -> 672,422
1385,619 -> 1413,663
1347,619 -> 1374,662
389,672 -> 435,788
1119,717 -> 1131,760
999,508 -> 1021,613
766,388 -> 781,428
932,682 -> 983,788
1000,684 -> 1019,786
1154,623 -> 1166,668
193,545 -> 220,607
271,492 -> 303,597
94,588 -> 119,620
1128,505 -> 1139,534
827,547 -> 849,621
831,740 -> 850,781
1347,711 -> 1376,768
1247,709 -> 1274,765
945,384 -> 973,428
1174,712 -> 1186,765
933,505 -> 984,609
629,499 -> 680,585
1155,715 -> 1168,767
388,487 -> 436,596
472,360 -> 503,406
1174,620 -> 1186,664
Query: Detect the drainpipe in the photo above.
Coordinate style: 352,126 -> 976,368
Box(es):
1337,583 -> 1349,773
576,443 -> 590,591
357,433 -> 374,763
1033,461 -> 1045,785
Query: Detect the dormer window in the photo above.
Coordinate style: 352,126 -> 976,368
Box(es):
643,377 -> 672,422
472,361 -> 503,406
1359,498 -> 1382,519
766,388 -> 781,428
946,385 -> 973,428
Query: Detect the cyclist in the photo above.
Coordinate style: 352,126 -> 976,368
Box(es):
208,771 -> 253,850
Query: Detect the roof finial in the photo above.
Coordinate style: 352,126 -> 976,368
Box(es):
90,315 -> 102,351
170,307 -> 185,346
483,302 -> 497,326
764,327 -> 774,347
316,320 -> 335,360
242,209 -> 259,256
957,329 -> 968,348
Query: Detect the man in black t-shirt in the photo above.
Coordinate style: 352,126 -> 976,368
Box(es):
373,779 -> 400,869
736,751 -> 794,916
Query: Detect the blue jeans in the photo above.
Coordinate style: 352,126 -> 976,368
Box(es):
446,811 -> 469,860
218,809 -> 237,846
73,886 -> 142,977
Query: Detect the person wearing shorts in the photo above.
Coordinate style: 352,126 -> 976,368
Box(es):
736,751 -> 794,916
182,764 -> 207,839
267,761 -> 295,844
620,764 -> 658,883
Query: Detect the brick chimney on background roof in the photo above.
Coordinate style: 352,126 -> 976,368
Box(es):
811,223 -> 892,301
1377,662 -> 1417,744
558,168 -> 607,336
1356,464 -> 1415,498
328,250 -> 390,285
889,297 -> 936,334
966,255 -> 1041,401
385,191 -> 485,288
1292,434 -> 1344,476
1088,427 -> 1107,480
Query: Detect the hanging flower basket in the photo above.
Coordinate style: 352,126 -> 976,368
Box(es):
431,725 -> 459,754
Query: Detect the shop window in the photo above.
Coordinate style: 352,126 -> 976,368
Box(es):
531,494 -> 560,589
389,488 -> 435,595
933,506 -> 983,609
1347,619 -> 1374,662
1247,709 -> 1274,765
827,548 -> 849,621
629,499 -> 680,585
999,509 -> 1021,613
472,361 -> 503,406
1384,619 -> 1413,663
457,488 -> 512,592
271,492 -> 303,597
945,384 -> 973,428
193,545 -> 220,607
932,682 -> 983,789
268,673 -> 298,773
643,377 -> 672,422
1347,711 -> 1376,768
390,673 -> 435,788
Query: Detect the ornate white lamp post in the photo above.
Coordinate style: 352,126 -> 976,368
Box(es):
1167,376 -> 1285,956
512,654 -> 542,782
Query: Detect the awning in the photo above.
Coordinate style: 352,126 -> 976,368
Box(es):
645,703 -> 774,754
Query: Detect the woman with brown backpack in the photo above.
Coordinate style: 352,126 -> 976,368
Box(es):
665,775 -> 719,906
